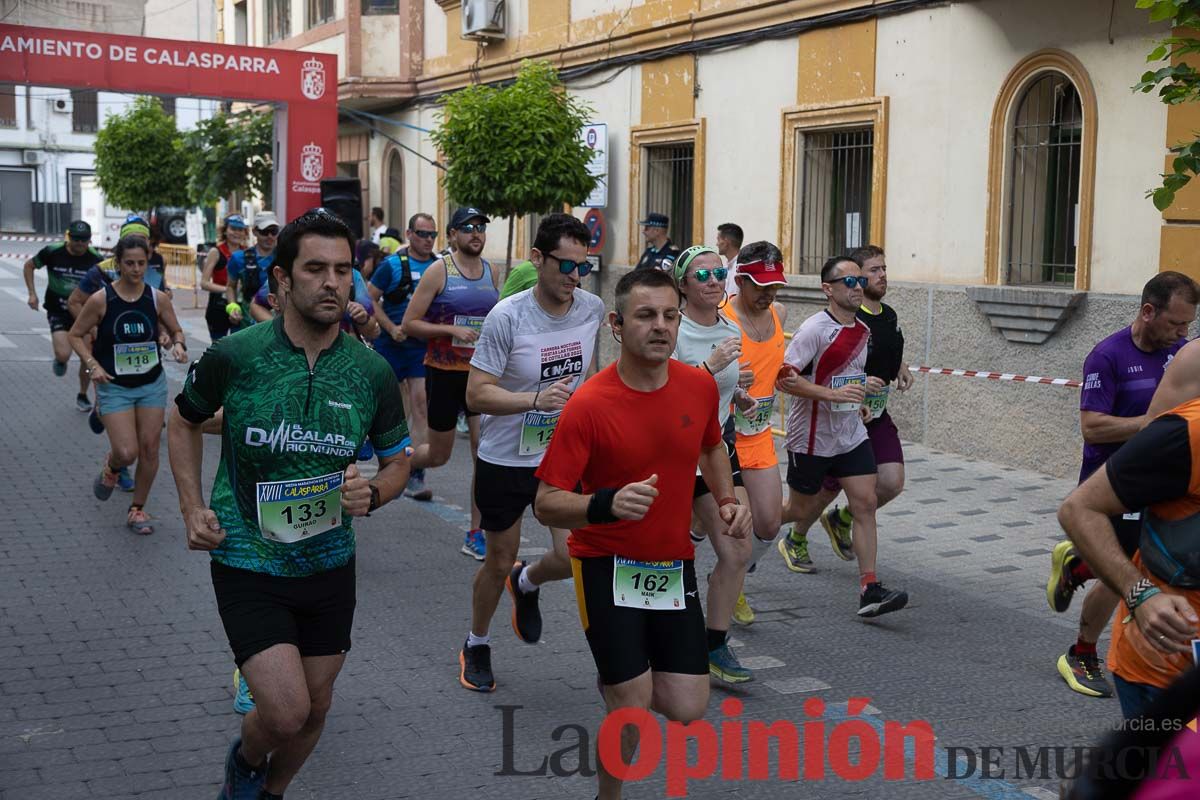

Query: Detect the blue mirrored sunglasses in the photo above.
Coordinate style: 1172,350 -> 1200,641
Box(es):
830,276 -> 868,289
547,253 -> 593,277
458,223 -> 487,233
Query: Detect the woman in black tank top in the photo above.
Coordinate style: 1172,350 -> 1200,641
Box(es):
67,235 -> 189,536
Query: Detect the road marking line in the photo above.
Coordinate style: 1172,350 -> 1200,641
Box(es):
738,655 -> 785,670
763,676 -> 830,694
0,334 -> 15,348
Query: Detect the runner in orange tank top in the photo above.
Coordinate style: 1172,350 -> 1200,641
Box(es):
723,241 -> 790,625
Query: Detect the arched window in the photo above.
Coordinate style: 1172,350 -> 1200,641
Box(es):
387,150 -> 403,231
985,50 -> 1097,289
1006,72 -> 1082,285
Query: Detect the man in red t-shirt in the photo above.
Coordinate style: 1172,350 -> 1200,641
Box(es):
536,268 -> 752,800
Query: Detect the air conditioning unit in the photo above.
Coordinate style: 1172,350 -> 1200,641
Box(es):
50,96 -> 72,114
462,0 -> 505,39
22,150 -> 44,165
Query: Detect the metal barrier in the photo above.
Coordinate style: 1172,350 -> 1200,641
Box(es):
159,244 -> 200,307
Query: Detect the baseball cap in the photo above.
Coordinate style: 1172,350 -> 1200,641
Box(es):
736,258 -> 788,287
450,207 -> 489,229
639,212 -> 669,228
224,214 -> 247,230
66,220 -> 91,241
253,211 -> 279,230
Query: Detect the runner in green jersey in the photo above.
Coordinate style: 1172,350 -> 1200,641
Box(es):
167,209 -> 411,800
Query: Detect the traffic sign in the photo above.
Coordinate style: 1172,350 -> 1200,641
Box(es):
583,208 -> 606,255
580,123 -> 607,208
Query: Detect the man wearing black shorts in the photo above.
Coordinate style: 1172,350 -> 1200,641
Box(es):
458,214 -> 605,691
1047,271 -> 1196,698
23,220 -> 102,411
535,268 -> 751,800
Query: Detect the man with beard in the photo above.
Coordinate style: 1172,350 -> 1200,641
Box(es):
535,267 -> 751,800
776,256 -> 909,617
783,245 -> 914,569
402,207 -> 500,559
167,209 -> 412,799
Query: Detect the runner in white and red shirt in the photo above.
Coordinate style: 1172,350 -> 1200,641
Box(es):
776,255 -> 909,618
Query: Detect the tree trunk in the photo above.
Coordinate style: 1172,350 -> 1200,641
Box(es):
504,215 -> 515,285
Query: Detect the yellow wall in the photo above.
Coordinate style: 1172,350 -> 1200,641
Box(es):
640,54 -> 696,125
1160,225 -> 1200,278
796,18 -> 876,105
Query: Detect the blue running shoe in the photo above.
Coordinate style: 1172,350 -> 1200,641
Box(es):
117,466 -> 134,493
217,736 -> 265,800
232,668 -> 255,715
75,393 -> 91,413
404,468 -> 433,501
461,529 -> 485,561
88,406 -> 105,434
357,439 -> 374,461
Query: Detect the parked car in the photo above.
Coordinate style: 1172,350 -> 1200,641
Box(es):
151,206 -> 189,244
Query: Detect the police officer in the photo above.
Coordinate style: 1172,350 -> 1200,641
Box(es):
635,212 -> 682,272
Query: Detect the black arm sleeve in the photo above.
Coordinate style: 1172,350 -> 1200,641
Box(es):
1105,415 -> 1192,512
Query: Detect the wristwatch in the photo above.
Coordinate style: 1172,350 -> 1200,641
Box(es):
367,484 -> 381,514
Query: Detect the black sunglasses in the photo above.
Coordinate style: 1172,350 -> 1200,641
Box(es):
409,230 -> 437,240
546,252 -> 593,277
457,223 -> 487,233
828,276 -> 868,289
255,227 -> 280,236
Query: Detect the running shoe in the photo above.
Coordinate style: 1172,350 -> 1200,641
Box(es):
858,582 -> 908,618
459,640 -> 495,692
405,469 -> 433,501
52,360 -> 66,377
820,509 -> 854,561
88,406 -> 105,434
117,467 -> 134,493
232,668 -> 255,714
1056,646 -> 1113,698
506,561 -> 543,644
456,413 -> 469,437
1047,540 -> 1084,613
75,393 -> 91,413
357,439 -> 374,461
93,458 -> 118,501
708,643 -> 753,684
733,592 -> 755,625
777,532 -> 815,574
461,529 -> 485,560
217,736 -> 266,800
126,507 -> 154,535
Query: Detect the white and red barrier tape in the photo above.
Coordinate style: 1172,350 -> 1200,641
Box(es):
910,365 -> 1080,388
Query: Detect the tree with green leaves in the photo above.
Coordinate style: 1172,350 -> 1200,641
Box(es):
430,60 -> 601,274
182,109 -> 274,208
93,96 -> 190,211
1137,0 -> 1200,209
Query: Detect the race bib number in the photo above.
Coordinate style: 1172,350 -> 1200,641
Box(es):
113,342 -> 159,376
613,557 -> 685,611
519,410 -> 560,456
830,373 -> 868,413
864,385 -> 890,420
255,471 -> 343,544
734,395 -> 775,436
452,315 -> 486,350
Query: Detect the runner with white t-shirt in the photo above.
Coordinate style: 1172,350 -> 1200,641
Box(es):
458,214 -> 606,692
776,256 -> 908,618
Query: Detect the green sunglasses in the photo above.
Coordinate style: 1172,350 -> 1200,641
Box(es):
691,267 -> 728,284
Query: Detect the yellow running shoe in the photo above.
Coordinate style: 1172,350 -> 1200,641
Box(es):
733,592 -> 755,625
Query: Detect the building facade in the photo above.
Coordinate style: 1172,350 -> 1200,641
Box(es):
233,0 -> 1196,476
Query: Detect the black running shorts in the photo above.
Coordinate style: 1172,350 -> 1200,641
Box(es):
425,366 -> 479,432
210,559 -> 356,668
693,433 -> 745,498
474,457 -> 539,533
786,440 -> 877,496
571,556 -> 707,686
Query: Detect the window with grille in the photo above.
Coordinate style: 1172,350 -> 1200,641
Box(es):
1005,72 -> 1082,286
0,83 -> 16,129
794,128 -> 873,274
71,89 -> 98,133
266,0 -> 291,42
362,0 -> 398,14
643,143 -> 694,248
307,0 -> 335,28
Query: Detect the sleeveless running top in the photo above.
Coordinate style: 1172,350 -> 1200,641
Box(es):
423,253 -> 499,371
212,243 -> 232,290
724,301 -> 786,444
93,283 -> 161,389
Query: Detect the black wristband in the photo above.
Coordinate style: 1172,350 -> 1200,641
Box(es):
586,488 -> 620,524
367,484 -> 381,514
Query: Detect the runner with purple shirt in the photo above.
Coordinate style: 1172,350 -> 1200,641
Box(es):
1047,271 -> 1197,698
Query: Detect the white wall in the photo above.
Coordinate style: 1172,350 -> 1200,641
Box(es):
696,37 -> 797,251
876,0 -> 1168,293
363,16 -> 402,77
424,0 -> 447,59
301,34 -> 349,78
